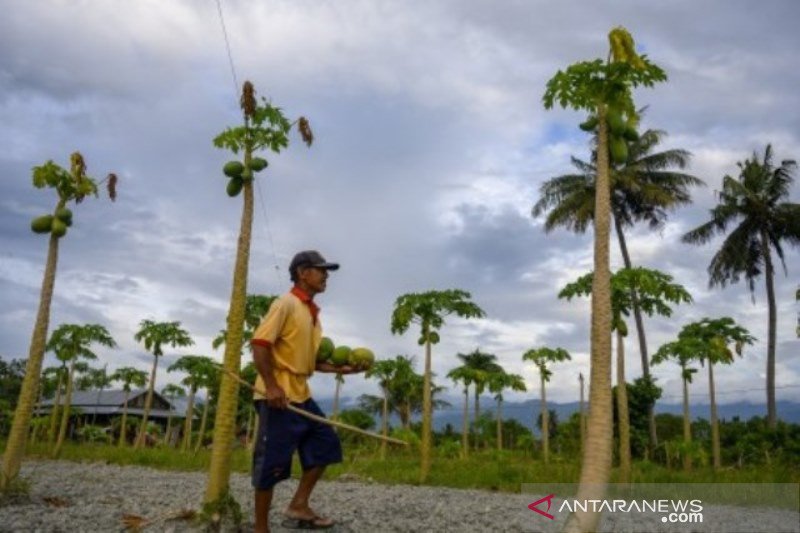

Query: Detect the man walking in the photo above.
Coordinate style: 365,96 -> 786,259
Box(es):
250,250 -> 360,532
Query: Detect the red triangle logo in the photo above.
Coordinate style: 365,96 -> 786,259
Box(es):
528,493 -> 556,520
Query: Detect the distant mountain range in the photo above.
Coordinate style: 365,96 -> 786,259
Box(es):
315,397 -> 800,433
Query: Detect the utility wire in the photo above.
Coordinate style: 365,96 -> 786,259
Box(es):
214,0 -> 239,98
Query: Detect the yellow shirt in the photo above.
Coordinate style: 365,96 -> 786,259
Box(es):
251,287 -> 322,402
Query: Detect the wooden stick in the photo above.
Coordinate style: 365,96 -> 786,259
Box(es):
216,364 -> 408,446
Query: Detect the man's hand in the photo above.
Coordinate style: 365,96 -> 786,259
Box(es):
316,362 -> 365,375
265,382 -> 288,409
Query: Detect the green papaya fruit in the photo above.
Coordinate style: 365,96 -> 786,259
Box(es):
223,161 -> 244,178
55,207 -> 73,226
249,157 -> 268,172
579,116 -> 598,132
31,215 -> 53,234
51,218 -> 68,238
240,167 -> 254,181
607,109 -> 626,135
226,177 -> 243,197
610,137 -> 629,164
622,125 -> 639,142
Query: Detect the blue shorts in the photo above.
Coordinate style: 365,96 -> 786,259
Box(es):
252,398 -> 342,490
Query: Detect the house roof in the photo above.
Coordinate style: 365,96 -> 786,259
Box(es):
40,389 -> 190,413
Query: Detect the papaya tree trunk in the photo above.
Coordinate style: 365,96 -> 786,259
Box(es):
682,373 -> 692,472
1,220 -> 62,490
496,398 -> 502,451
194,397 -> 210,453
616,329 -> 631,484
118,389 -> 131,447
134,355 -> 159,449
48,373 -> 64,445
419,336 -> 433,483
761,230 -> 777,429
53,358 -> 76,458
380,385 -> 389,461
708,361 -> 720,470
541,372 -> 549,465
181,385 -> 197,452
473,387 -> 481,451
204,159 -> 253,505
564,106 -> 613,533
461,385 -> 469,459
332,375 -> 342,421
614,213 -> 657,451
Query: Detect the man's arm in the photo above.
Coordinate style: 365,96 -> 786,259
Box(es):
315,361 -> 363,375
252,343 -> 288,409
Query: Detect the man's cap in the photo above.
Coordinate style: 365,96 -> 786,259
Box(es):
289,250 -> 340,274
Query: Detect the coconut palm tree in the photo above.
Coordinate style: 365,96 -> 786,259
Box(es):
652,338 -> 700,471
133,320 -> 193,449
543,27 -> 667,532
559,267 -> 692,482
45,324 -> 116,458
161,383 -> 186,447
672,318 -> 755,469
205,83 -> 313,508
1,154 -> 116,490
446,365 -> 478,458
487,371 -> 527,450
391,289 -> 485,482
109,367 -> 147,447
168,355 -> 216,452
456,349 -> 502,449
682,145 -> 799,429
533,128 -> 702,453
522,347 -> 571,464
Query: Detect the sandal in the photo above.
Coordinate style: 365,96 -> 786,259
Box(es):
281,513 -> 335,530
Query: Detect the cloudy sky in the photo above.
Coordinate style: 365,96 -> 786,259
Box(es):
1,0 -> 798,414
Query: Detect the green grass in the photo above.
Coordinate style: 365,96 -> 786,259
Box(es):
15,440 -> 799,494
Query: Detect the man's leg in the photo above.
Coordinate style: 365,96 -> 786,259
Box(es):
254,488 -> 273,533
287,465 -> 325,515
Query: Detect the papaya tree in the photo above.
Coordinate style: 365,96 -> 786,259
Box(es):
46,324 -> 116,458
161,383 -> 186,446
559,267 -> 691,482
391,289 -> 485,482
487,371 -> 526,450
456,349 -> 502,449
446,365 -> 478,458
522,347 -> 571,464
109,366 -> 147,447
542,27 -> 666,531
168,355 -> 217,452
44,363 -> 67,444
1,154 -> 116,490
652,338 -> 700,471
133,320 -> 193,449
204,81 -> 313,512
674,318 -> 754,469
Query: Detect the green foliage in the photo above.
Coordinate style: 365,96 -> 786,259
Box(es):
110,367 -> 147,392
522,347 -> 571,382
213,99 -> 292,156
134,320 -> 193,357
200,488 -> 242,530
31,158 -> 98,201
390,289 -> 485,342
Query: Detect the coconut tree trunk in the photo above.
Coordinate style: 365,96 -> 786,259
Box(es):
182,386 -> 197,452
118,389 -> 131,447
419,336 -> 433,483
616,329 -> 631,484
380,385 -> 389,460
48,373 -> 64,445
52,358 -> 76,458
564,107 -> 613,533
1,221 -> 62,490
761,230 -> 777,429
204,164 -> 253,505
708,361 -> 720,470
461,385 -> 469,459
614,214 -> 657,450
541,372 -> 549,465
579,373 -> 586,453
682,373 -> 692,472
332,375 -> 342,421
134,355 -> 159,449
194,397 -> 210,453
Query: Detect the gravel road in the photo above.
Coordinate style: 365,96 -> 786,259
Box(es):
0,460 -> 798,532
